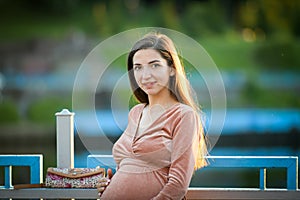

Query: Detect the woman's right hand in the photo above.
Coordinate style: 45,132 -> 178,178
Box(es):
97,168 -> 113,197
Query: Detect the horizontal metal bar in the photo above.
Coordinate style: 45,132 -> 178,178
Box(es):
0,155 -> 43,166
87,155 -> 298,169
206,156 -> 297,168
0,188 -> 299,199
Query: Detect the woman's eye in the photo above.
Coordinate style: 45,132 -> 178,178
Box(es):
134,66 -> 141,71
152,64 -> 160,68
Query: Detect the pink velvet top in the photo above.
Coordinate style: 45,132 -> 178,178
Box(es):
100,103 -> 200,200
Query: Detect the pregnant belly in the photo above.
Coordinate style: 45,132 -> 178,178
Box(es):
100,170 -> 165,200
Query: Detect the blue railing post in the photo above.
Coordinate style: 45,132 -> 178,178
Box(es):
4,166 -> 12,188
287,156 -> 298,190
30,156 -> 43,184
260,168 -> 266,190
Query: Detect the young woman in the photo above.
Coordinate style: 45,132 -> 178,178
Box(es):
97,32 -> 208,200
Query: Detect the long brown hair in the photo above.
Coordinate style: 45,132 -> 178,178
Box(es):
127,32 -> 208,169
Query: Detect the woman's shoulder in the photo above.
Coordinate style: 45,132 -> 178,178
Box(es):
174,103 -> 197,115
172,103 -> 203,123
130,103 -> 145,111
128,103 -> 145,116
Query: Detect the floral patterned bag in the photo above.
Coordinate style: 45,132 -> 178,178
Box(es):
45,167 -> 105,188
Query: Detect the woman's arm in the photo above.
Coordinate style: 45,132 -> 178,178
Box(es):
152,110 -> 201,200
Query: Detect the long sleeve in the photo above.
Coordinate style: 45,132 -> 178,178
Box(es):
152,110 -> 200,200
104,103 -> 202,200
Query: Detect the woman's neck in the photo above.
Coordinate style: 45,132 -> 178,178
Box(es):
148,92 -> 178,109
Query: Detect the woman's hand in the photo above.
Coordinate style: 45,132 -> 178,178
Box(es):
97,168 -> 113,197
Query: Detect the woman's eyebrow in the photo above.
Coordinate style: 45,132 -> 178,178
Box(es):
148,60 -> 161,64
133,60 -> 161,66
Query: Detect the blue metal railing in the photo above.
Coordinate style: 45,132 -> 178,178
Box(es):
0,154 -> 297,190
87,155 -> 298,190
0,154 -> 43,189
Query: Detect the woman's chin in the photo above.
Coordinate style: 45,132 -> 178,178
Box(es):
145,91 -> 157,96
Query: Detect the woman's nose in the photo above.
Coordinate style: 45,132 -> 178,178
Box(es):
142,66 -> 152,79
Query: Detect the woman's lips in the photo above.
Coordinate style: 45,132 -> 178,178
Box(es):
142,81 -> 156,89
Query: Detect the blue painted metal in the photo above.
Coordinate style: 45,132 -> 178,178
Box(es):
4,166 -> 12,188
87,155 -> 117,173
206,156 -> 298,190
87,155 -> 298,190
0,155 -> 43,189
259,168 -> 266,190
287,157 -> 298,190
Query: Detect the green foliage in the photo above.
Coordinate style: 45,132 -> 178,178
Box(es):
1,0 -> 299,42
128,95 -> 139,110
182,1 -> 227,37
254,40 -> 300,70
241,79 -> 300,108
0,0 -> 299,110
0,100 -> 19,124
27,97 -> 71,124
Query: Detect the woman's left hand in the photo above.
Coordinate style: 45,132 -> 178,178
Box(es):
96,168 -> 113,197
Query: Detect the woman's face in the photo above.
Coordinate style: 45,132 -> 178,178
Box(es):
132,48 -> 174,98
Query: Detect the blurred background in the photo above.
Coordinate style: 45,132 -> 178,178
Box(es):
0,0 -> 299,188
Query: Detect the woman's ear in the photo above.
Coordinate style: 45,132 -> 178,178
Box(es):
169,67 -> 175,77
